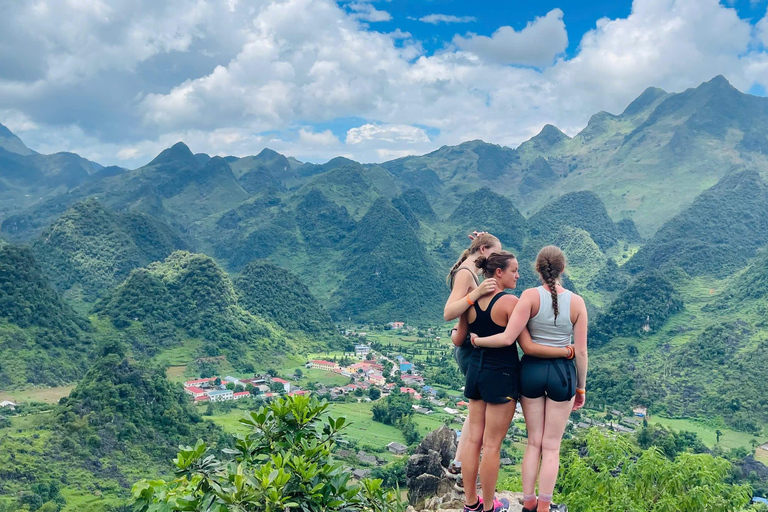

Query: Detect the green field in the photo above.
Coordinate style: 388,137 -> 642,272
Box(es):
650,416 -> 766,452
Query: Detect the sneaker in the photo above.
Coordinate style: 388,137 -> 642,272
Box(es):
549,504 -> 567,512
462,497 -> 483,512
485,497 -> 510,512
521,504 -> 536,512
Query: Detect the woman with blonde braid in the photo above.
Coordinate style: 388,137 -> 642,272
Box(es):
444,233 -> 502,478
470,246 -> 588,512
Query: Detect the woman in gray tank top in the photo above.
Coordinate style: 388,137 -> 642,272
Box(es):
471,246 -> 588,512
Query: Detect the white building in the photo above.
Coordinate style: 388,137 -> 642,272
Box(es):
207,389 -> 234,402
355,345 -> 371,359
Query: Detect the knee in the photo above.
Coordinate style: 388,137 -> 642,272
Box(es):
526,434 -> 542,450
541,437 -> 562,453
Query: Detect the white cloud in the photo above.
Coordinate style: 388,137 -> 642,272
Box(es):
6,0 -> 768,167
346,123 -> 429,144
418,14 -> 476,25
298,128 -> 339,146
453,9 -> 568,67
348,2 -> 391,22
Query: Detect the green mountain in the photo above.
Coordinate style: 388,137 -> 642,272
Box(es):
625,171 -> 768,277
0,244 -> 92,387
0,122 -> 35,155
234,260 -> 341,341
448,187 -> 527,251
31,198 -> 188,301
0,345 -> 223,510
332,197 -> 444,322
93,251 -> 322,363
528,191 -> 621,250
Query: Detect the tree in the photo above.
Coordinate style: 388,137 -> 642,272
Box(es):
270,382 -> 285,393
294,368 -> 303,379
716,430 -> 723,443
369,387 -> 381,400
558,430 -> 750,512
132,396 -> 405,512
266,368 -> 278,377
225,382 -> 236,391
214,377 -> 222,386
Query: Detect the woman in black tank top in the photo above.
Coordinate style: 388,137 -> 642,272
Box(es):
452,251 -> 523,512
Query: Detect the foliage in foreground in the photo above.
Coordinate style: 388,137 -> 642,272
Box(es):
132,395 -> 405,512
558,430 -> 751,512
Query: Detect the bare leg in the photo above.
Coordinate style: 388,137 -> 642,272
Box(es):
479,401 -> 516,509
536,397 -> 574,512
455,413 -> 472,463
462,399 -> 486,506
520,396 -> 546,506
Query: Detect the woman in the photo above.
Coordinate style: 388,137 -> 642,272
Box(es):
444,233 -> 502,477
452,252 -> 570,512
471,246 -> 588,512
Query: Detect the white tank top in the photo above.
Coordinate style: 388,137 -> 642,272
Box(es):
528,286 -> 573,347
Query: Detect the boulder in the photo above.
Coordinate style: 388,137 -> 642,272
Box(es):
415,426 -> 457,467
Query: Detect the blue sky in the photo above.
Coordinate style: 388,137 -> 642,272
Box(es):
2,0 -> 768,167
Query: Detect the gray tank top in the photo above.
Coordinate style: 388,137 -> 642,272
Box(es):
528,286 -> 573,347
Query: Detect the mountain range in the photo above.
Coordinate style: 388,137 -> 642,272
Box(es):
4,75 -> 768,431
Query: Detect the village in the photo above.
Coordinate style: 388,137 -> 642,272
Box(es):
182,321 -> 649,445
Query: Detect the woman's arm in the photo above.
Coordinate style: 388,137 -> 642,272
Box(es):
443,270 -> 496,321
517,327 -> 570,358
451,314 -> 469,347
572,295 -> 588,410
472,289 -> 536,347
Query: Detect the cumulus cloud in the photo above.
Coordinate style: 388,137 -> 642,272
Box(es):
348,2 -> 392,22
4,0 -> 768,167
453,9 -> 568,67
346,123 -> 430,144
417,14 -> 477,25
298,128 -> 339,146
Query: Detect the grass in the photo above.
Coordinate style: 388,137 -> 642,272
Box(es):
328,402 -> 407,448
0,385 -> 74,404
650,416 -> 765,452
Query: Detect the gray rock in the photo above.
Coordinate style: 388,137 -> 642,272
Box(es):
415,426 -> 457,467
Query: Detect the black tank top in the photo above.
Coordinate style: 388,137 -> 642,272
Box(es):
469,292 -> 519,370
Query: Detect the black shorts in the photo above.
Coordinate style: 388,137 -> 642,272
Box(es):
464,363 -> 519,404
519,355 -> 576,402
454,338 -> 474,376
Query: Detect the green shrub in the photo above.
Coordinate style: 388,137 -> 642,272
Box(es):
132,395 -> 405,512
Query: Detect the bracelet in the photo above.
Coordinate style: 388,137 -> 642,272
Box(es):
565,346 -> 574,359
466,294 -> 475,306
576,388 -> 586,394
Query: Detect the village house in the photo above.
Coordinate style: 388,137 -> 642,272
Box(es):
207,389 -> 234,402
357,451 -> 378,465
387,442 -> 408,455
412,406 -> 432,415
355,344 -> 371,359
352,469 -> 371,480
271,377 -> 291,393
287,390 -> 311,397
233,391 -> 251,400
402,374 -> 424,385
0,401 -> 16,409
399,360 -> 413,373
368,372 -> 386,386
444,407 -> 459,415
184,386 -> 208,398
633,406 -> 648,417
224,376 -> 244,386
308,359 -> 341,371
193,395 -> 210,404
400,387 -> 422,399
184,377 -> 217,388
388,322 -> 404,329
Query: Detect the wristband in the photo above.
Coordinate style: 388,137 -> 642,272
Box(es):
466,294 -> 475,306
576,388 -> 586,394
565,346 -> 574,359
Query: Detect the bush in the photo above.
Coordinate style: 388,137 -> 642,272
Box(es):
132,395 -> 405,512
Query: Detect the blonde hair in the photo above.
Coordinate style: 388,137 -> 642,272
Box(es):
447,233 -> 501,287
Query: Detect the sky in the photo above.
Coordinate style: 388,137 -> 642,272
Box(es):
3,0 -> 768,168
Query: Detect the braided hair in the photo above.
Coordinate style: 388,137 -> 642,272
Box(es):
447,233 -> 501,287
535,245 -> 567,325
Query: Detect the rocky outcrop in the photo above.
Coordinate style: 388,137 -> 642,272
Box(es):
407,427 -> 457,507
405,426 -> 525,511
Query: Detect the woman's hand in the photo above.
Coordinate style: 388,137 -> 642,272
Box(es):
572,391 -> 585,411
470,278 -> 497,301
469,333 -> 479,347
468,230 -> 489,240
